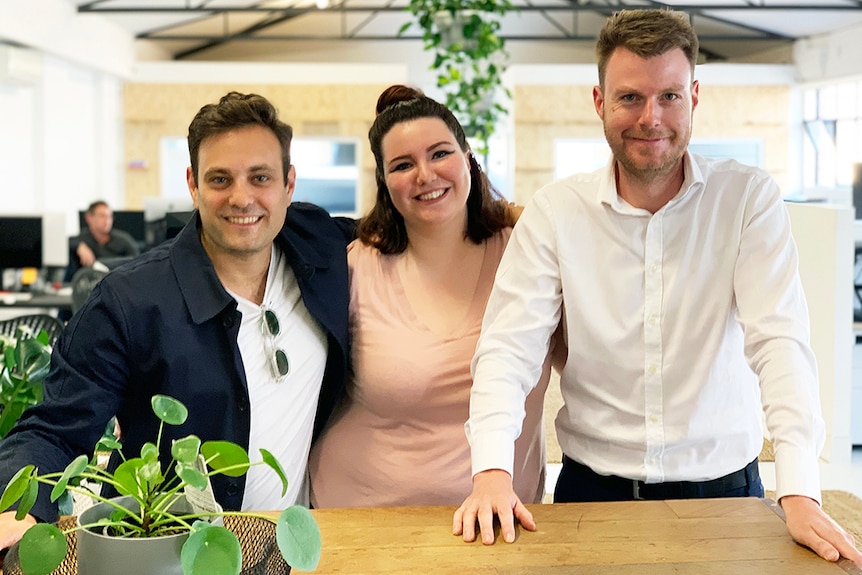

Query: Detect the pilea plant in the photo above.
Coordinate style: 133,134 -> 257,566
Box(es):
0,394 -> 321,575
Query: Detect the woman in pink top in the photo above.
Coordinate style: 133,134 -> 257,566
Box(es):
308,85 -> 553,508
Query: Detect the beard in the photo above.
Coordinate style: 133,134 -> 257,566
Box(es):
605,124 -> 691,183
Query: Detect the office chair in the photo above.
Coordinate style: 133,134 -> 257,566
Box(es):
70,267 -> 108,315
0,313 -> 65,346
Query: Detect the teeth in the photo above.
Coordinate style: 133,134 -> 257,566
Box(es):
228,216 -> 260,224
417,189 -> 445,201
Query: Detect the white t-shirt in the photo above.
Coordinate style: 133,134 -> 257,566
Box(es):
227,244 -> 328,510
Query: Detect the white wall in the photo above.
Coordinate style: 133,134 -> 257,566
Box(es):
0,51 -> 124,235
785,203 -> 855,465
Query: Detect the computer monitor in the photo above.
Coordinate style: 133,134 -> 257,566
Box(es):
0,216 -> 42,268
165,211 -> 195,240
0,214 -> 67,269
78,209 -> 147,245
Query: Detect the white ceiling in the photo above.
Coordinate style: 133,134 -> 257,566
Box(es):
71,0 -> 862,63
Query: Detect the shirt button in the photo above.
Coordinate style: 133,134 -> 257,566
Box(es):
648,365 -> 658,375
649,415 -> 659,423
648,315 -> 657,325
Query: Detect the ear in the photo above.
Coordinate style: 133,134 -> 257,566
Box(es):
593,85 -> 605,119
285,164 -> 296,206
690,79 -> 700,112
186,166 -> 199,209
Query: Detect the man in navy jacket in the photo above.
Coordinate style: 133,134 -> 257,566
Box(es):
0,92 -> 351,548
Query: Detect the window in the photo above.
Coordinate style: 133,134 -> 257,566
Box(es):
802,79 -> 862,190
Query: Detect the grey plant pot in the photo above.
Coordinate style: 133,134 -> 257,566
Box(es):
76,495 -> 192,575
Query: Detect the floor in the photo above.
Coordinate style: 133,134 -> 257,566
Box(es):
544,445 -> 862,500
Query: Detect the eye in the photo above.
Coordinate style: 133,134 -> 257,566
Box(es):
620,94 -> 638,102
663,93 -> 680,101
432,149 -> 453,160
389,161 -> 411,173
209,176 -> 229,186
253,174 -> 271,183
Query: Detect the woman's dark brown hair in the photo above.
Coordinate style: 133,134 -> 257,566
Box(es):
358,85 -> 509,254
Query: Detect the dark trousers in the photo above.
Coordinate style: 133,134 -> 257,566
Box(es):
554,455 -> 764,503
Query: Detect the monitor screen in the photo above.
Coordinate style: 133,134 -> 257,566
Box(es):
112,210 -> 146,244
0,216 -> 42,268
78,209 -> 147,243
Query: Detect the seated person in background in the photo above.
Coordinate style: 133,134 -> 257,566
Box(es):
453,8 -> 861,568
308,85 -> 555,508
0,91 -> 351,551
75,200 -> 140,268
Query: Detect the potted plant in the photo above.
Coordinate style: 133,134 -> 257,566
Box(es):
0,329 -> 51,439
0,394 -> 321,575
401,0 -> 514,157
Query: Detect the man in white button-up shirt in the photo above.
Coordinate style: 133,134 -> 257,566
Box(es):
453,8 -> 862,567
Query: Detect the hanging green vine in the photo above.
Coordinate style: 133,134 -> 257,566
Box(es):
401,0 -> 514,156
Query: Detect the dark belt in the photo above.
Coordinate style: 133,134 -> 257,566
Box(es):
564,456 -> 760,500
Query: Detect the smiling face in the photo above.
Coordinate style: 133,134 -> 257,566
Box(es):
186,124 -> 294,265
380,116 -> 471,232
594,47 -> 699,184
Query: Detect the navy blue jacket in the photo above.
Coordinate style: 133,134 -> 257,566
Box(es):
0,203 -> 351,521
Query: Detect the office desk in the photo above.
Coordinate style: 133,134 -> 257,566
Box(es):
282,499 -> 858,575
0,293 -> 72,311
2,499 -> 858,574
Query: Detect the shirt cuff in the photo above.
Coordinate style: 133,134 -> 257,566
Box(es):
773,445 -> 822,505
469,431 -> 516,479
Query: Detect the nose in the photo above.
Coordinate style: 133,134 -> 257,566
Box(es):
228,182 -> 254,208
416,159 -> 434,185
639,98 -> 662,127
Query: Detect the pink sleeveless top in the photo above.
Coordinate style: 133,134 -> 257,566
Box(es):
309,229 -> 551,507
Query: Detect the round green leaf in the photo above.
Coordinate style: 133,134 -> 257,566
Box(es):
151,394 -> 188,426
276,505 -> 321,572
259,448 -> 288,497
200,441 -> 249,477
181,523 -> 242,575
172,435 -> 201,463
0,465 -> 35,512
113,458 -> 145,497
50,455 -> 89,502
141,441 -> 159,462
56,490 -> 74,517
19,523 -> 67,575
176,462 -> 208,491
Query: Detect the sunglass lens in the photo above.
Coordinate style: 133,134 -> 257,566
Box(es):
274,349 -> 289,377
264,309 -> 280,336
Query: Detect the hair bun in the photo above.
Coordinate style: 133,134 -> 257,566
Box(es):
375,85 -> 425,115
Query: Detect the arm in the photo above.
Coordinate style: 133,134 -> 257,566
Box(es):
454,194 -> 563,544
76,241 -> 96,267
734,177 -> 860,565
0,280 -> 129,524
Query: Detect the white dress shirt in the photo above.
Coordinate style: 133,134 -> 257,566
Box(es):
467,152 -> 825,502
229,244 -> 328,510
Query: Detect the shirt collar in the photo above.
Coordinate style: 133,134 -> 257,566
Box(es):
598,151 -> 706,213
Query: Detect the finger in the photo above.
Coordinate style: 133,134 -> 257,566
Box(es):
452,506 -> 464,536
497,502 -> 517,544
461,506 -> 478,543
478,505 -> 497,545
513,500 -> 536,532
819,524 -> 862,565
799,528 -> 841,562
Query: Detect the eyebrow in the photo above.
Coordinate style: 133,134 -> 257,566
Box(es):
386,140 -> 453,166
